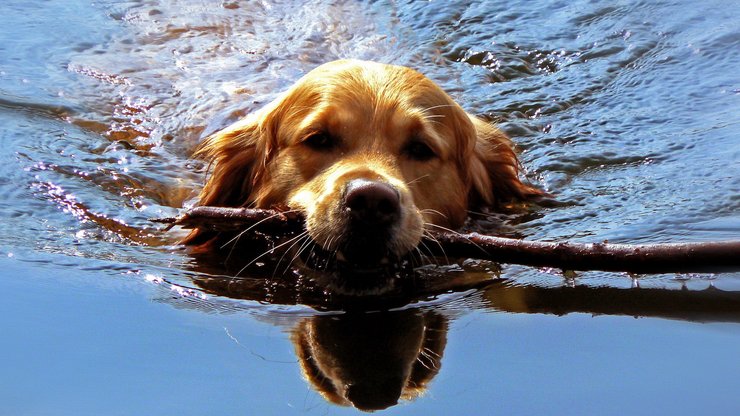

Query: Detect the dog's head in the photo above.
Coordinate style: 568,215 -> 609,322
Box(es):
186,60 -> 540,293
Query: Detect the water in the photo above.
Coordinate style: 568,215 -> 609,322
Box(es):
0,0 -> 738,414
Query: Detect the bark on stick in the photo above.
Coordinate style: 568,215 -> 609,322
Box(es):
153,207 -> 740,274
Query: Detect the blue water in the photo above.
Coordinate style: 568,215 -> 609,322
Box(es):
0,0 -> 738,414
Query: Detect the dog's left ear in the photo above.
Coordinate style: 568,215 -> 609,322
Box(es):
466,115 -> 544,207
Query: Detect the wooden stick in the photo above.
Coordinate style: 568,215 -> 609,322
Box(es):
429,233 -> 740,274
152,206 -> 303,233
153,207 -> 740,274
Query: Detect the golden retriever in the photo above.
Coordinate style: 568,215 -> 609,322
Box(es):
185,59 -> 541,293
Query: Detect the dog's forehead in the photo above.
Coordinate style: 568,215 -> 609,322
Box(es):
315,78 -> 451,129
279,61 -> 466,155
300,61 -> 448,109
321,100 -> 420,134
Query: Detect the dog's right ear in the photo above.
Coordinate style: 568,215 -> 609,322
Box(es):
196,116 -> 271,207
181,113 -> 275,246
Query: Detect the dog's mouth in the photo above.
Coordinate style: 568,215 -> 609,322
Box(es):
298,238 -> 412,295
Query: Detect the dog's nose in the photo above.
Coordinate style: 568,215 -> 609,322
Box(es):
344,179 -> 401,226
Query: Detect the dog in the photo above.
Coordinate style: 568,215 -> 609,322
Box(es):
184,59 -> 541,293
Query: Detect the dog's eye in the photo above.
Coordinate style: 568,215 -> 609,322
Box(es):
303,132 -> 336,151
403,140 -> 437,161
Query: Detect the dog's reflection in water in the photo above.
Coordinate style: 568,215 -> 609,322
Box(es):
292,310 -> 448,412
191,262 -> 458,411
192,268 -> 740,411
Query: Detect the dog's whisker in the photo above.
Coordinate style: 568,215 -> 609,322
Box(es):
322,235 -> 338,253
289,234 -> 316,266
405,174 -> 431,187
279,233 -> 314,276
424,222 -> 487,254
424,222 -> 466,235
422,346 -> 442,360
416,349 -> 439,371
235,231 -> 308,276
416,347 -> 442,371
220,209 -> 302,264
273,231 -> 310,277
279,231 -> 309,258
420,209 -> 449,222
420,230 -> 449,265
222,226 -> 250,263
414,246 -> 434,268
220,209 -> 300,250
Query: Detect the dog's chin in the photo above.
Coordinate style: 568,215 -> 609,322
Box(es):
298,239 -> 410,296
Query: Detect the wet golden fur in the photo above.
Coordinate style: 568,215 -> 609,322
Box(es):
185,59 -> 540,258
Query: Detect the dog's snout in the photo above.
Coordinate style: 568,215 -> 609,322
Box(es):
344,179 -> 401,226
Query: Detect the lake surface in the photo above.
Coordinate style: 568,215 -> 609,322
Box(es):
1,0 -> 738,414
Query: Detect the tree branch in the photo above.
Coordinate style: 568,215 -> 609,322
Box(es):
153,207 -> 740,274
153,206 -> 303,233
